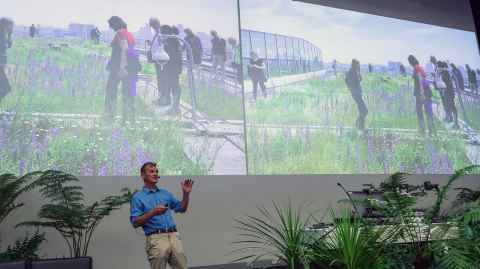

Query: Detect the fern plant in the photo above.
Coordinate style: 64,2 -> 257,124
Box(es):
16,170 -> 133,258
0,171 -> 44,225
0,230 -> 45,262
0,171 -> 46,262
342,166 -> 479,268
432,196 -> 480,269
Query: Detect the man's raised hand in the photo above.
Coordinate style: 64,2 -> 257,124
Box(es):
181,179 -> 194,194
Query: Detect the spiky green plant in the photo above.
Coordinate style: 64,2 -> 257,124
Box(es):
231,200 -> 317,269
16,170 -> 133,257
310,209 -> 399,269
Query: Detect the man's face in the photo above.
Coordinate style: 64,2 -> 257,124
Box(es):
142,165 -> 158,185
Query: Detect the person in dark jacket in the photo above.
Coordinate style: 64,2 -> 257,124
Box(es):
450,63 -> 465,93
0,18 -> 13,103
90,27 -> 101,44
210,30 -> 226,81
184,28 -> 203,66
437,61 -> 458,127
148,17 -> 168,106
160,25 -> 183,115
466,65 -> 478,94
248,51 -> 267,101
29,24 -> 36,38
408,55 -> 435,135
345,59 -> 368,130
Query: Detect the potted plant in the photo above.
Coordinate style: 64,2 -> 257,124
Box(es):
231,200 -> 318,269
16,170 -> 133,258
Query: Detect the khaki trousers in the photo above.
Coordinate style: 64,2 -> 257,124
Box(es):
146,232 -> 188,269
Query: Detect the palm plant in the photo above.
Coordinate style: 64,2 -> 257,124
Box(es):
310,209 -> 399,269
16,170 -> 133,257
231,200 -> 318,269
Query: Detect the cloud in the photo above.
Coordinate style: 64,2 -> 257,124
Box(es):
240,0 -> 480,67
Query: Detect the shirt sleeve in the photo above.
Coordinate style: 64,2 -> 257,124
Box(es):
168,192 -> 184,213
130,195 -> 145,225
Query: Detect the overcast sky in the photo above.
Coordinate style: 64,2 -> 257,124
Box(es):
2,0 -> 239,38
240,0 -> 480,68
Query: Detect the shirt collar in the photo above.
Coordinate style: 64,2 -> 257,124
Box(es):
142,186 -> 159,193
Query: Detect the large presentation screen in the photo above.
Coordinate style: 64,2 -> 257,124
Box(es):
0,0 -> 245,176
2,0 -> 480,176
241,0 -> 480,174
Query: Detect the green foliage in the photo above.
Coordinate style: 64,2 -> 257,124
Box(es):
0,171 -> 43,225
247,128 -> 472,174
433,195 -> 480,269
0,171 -> 46,263
231,201 -> 317,269
311,209 -> 398,269
17,170 -> 134,257
0,231 -> 45,262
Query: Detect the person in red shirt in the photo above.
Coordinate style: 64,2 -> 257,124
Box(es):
105,16 -> 139,123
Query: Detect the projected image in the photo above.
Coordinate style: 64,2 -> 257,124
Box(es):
0,0 -> 246,175
241,0 -> 480,174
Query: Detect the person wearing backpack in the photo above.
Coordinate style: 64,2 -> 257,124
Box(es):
345,59 -> 368,130
408,55 -> 435,136
105,16 -> 140,123
151,25 -> 183,115
431,57 -> 450,122
148,18 -> 171,106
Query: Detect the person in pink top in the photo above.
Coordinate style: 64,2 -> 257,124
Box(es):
105,16 -> 141,124
408,54 -> 435,136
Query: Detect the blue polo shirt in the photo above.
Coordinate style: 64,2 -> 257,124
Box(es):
130,186 -> 185,235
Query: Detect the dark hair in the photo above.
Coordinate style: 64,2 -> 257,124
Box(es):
108,16 -> 127,31
140,162 -> 157,174
149,18 -> 161,31
437,61 -> 448,69
160,25 -> 171,35
184,28 -> 193,35
408,55 -> 419,67
171,25 -> 179,35
0,17 -> 14,34
351,59 -> 360,71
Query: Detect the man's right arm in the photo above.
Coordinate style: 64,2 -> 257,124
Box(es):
130,196 -> 168,228
132,205 -> 167,228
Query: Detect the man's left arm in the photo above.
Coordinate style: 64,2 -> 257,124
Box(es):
175,179 -> 194,213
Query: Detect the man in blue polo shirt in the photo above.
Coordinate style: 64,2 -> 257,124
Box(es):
130,162 -> 194,269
